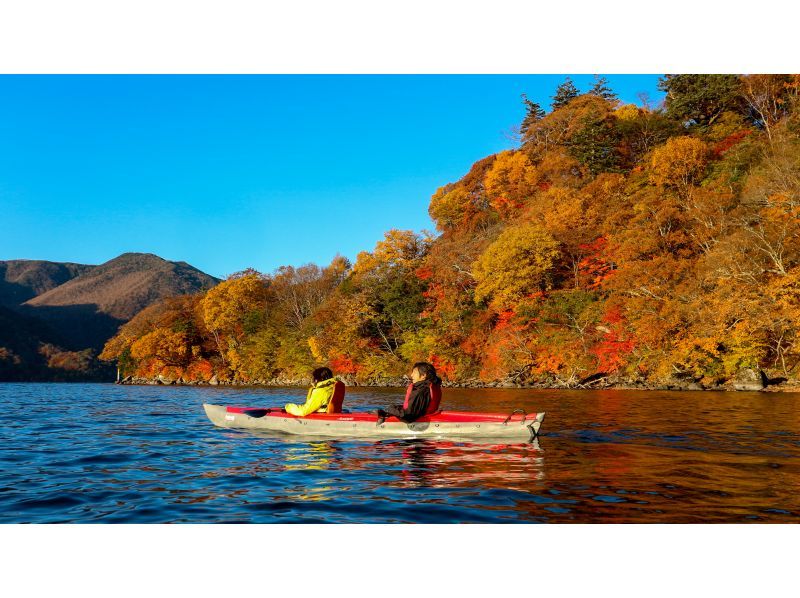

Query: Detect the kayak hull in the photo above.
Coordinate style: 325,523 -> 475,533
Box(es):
203,403 -> 545,441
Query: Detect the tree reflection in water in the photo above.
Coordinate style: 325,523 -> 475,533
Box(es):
368,438 -> 545,490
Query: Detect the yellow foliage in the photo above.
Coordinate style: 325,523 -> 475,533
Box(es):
201,273 -> 266,341
615,104 -> 641,121
650,136 -> 709,192
484,151 -> 538,217
353,229 -> 427,275
429,186 -> 469,230
473,223 -> 560,307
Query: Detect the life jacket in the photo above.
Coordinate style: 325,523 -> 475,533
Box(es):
327,380 -> 346,414
428,382 -> 442,413
312,378 -> 337,411
403,380 -> 442,415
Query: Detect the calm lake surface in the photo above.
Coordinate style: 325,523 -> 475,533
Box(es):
1,383 -> 799,523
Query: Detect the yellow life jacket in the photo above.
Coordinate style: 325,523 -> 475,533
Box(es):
284,378 -> 337,417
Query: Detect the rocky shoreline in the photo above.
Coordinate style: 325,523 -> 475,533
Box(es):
118,368 -> 800,392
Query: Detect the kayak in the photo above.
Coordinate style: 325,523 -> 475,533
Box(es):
203,403 -> 545,441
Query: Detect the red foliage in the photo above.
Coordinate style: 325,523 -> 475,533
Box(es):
491,195 -> 524,218
590,305 -> 635,372
415,266 -> 434,281
602,304 -> 624,325
577,236 -> 614,289
711,130 -> 751,158
422,283 -> 445,301
592,337 -> 635,372
330,355 -> 359,375
493,309 -> 515,331
524,290 -> 546,301
428,354 -> 456,380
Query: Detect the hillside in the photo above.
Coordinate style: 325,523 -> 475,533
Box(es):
21,253 -> 219,350
26,253 -> 219,321
101,74 -> 800,390
0,253 -> 219,380
0,260 -> 93,306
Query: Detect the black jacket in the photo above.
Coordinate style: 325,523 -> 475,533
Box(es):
387,376 -> 442,422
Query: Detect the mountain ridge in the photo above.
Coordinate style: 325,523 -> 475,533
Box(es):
0,259 -> 94,306
26,252 -> 219,321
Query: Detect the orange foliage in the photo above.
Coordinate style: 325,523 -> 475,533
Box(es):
100,77 -> 800,388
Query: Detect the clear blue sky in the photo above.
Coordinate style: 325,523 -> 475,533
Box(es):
0,75 -> 663,278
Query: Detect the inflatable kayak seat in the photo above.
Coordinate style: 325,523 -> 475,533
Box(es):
327,380 -> 346,414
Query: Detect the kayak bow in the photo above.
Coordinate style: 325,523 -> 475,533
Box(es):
203,403 -> 545,441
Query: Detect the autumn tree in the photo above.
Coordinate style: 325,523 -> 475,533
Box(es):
615,104 -> 678,166
740,74 -> 795,141
428,156 -> 497,231
483,150 -> 538,217
473,223 -> 560,308
129,329 -> 190,369
201,272 -> 268,364
650,136 -> 710,198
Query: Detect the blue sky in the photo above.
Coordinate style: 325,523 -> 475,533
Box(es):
0,75 -> 663,278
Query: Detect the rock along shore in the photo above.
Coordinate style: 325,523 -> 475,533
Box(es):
117,368 -> 800,392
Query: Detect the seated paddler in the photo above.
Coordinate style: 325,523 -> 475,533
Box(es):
376,361 -> 442,425
284,367 -> 343,416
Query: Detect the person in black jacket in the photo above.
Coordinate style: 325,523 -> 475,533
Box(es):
376,362 -> 442,425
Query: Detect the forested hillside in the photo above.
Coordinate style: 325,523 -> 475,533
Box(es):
101,75 -> 800,389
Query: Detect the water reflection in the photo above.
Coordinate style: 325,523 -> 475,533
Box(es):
384,439 -> 545,490
1,383 -> 799,522
283,442 -> 339,471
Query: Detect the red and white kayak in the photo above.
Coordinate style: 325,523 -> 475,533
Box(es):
203,403 -> 545,441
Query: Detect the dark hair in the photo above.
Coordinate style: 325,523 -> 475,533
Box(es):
311,367 -> 334,384
412,362 -> 437,382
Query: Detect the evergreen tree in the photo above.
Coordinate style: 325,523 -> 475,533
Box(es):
658,74 -> 742,127
520,93 -> 546,139
589,75 -> 618,103
567,112 -> 621,175
551,77 -> 580,110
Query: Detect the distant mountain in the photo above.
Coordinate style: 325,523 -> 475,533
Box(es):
22,253 -> 220,350
26,253 -> 219,320
0,253 -> 219,380
0,260 -> 94,306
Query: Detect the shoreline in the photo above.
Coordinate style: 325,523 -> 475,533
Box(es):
116,375 -> 800,392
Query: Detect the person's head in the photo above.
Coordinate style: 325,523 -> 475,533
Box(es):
311,366 -> 333,384
410,362 -> 437,383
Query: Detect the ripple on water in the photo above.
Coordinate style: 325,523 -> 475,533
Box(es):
1,383 -> 799,523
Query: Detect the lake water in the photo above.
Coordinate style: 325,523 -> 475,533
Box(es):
1,383 -> 798,523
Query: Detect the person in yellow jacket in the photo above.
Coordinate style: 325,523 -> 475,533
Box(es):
284,367 -> 338,416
